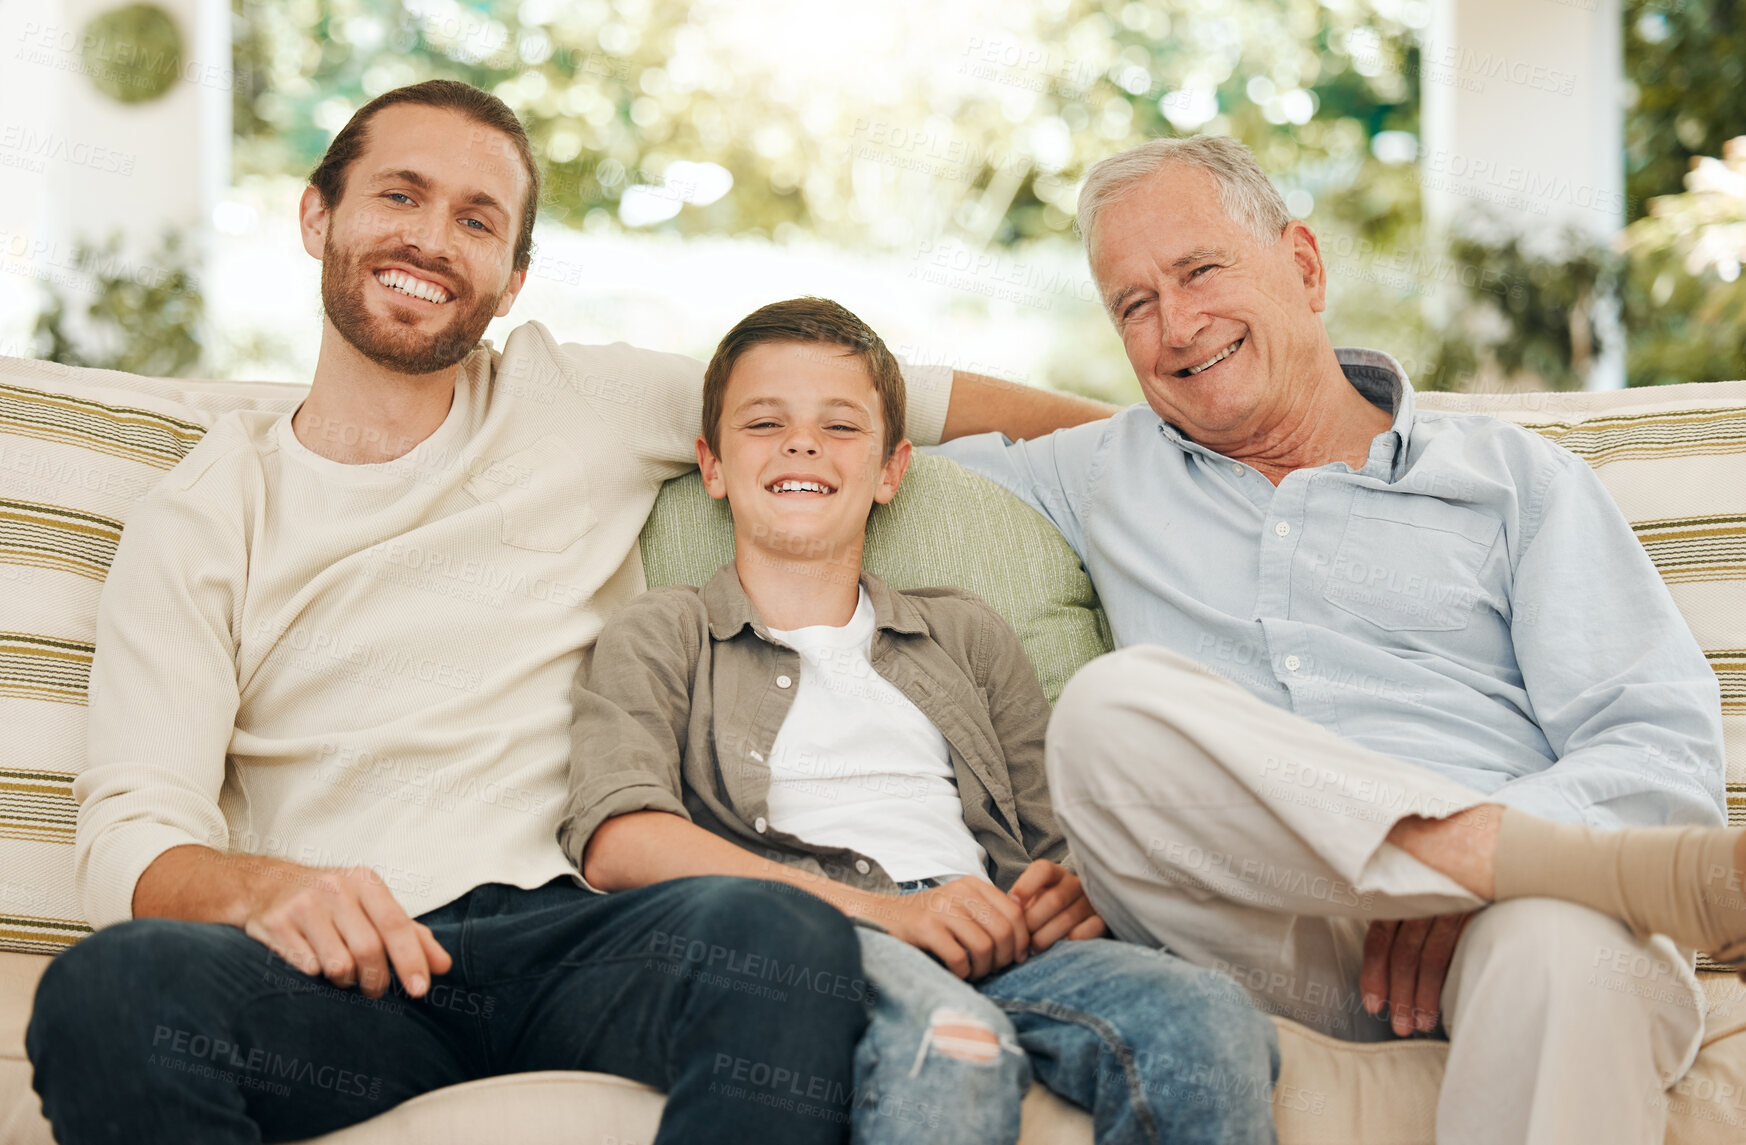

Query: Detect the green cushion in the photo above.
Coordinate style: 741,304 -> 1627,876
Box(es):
637,453 -> 1111,703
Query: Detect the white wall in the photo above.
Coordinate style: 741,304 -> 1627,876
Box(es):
0,0 -> 229,352
1422,0 -> 1626,388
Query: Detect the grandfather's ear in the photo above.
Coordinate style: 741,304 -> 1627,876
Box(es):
1286,220 -> 1329,314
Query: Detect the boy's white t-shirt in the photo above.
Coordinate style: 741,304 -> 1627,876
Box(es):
765,587 -> 990,884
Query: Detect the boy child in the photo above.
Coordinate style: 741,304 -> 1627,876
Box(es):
558,297 -> 1280,1144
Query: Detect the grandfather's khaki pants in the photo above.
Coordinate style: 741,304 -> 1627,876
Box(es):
1047,646 -> 1705,1145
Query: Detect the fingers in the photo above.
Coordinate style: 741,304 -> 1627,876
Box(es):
1021,871 -> 1087,936
1067,913 -> 1107,942
301,907 -> 359,989
417,924 -> 454,977
1360,920 -> 1397,1018
244,918 -> 321,980
1387,917 -> 1434,1036
968,880 -> 1031,964
356,874 -> 438,997
1031,891 -> 1099,951
934,880 -> 1028,969
941,912 -> 998,979
1411,913 -> 1472,1034
329,893 -> 392,998
1006,859 -> 1063,907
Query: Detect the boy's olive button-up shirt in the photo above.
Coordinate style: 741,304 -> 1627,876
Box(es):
559,564 -> 1069,894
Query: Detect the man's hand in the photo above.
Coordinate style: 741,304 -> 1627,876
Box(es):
878,877 -> 1032,980
242,862 -> 452,998
133,846 -> 451,999
1360,912 -> 1474,1036
1007,860 -> 1106,952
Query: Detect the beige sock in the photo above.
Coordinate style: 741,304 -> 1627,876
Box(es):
1492,807 -> 1746,962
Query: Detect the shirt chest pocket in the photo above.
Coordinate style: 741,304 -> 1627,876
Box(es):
1319,488 -> 1501,632
464,435 -> 598,552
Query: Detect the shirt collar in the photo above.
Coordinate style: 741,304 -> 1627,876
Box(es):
700,562 -> 931,643
1153,346 -> 1417,480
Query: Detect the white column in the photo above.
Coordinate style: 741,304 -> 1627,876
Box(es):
0,0 -> 230,354
1421,0 -> 1625,389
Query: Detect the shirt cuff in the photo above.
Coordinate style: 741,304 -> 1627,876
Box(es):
899,361 -> 954,447
558,780 -> 692,892
78,823 -> 210,929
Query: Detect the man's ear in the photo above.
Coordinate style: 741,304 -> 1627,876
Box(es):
873,439 -> 913,506
696,435 -> 728,500
493,267 -> 528,318
299,185 -> 330,260
1285,220 -> 1328,315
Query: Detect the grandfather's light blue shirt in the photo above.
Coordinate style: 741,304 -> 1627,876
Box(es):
933,348 -> 1725,829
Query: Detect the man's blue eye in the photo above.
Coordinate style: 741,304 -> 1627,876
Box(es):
462,218 -> 487,231
387,192 -> 413,204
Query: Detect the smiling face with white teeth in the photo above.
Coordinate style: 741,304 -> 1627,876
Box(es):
1088,162 -> 1384,472
300,103 -> 529,378
697,340 -> 911,578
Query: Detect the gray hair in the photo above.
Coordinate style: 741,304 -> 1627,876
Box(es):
1076,136 -> 1292,252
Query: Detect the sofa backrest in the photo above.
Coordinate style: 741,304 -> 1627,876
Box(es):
1,352 -> 1742,958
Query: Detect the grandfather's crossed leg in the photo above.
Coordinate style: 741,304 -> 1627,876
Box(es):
1047,646 -> 1705,1145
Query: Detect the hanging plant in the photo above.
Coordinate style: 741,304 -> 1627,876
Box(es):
81,3 -> 183,105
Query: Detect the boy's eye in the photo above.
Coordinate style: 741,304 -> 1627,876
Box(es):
827,423 -> 860,432
747,420 -> 779,429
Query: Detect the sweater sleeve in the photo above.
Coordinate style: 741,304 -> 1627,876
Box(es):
74,474 -> 247,927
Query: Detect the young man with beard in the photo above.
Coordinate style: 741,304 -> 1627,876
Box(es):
24,81 -> 1112,1145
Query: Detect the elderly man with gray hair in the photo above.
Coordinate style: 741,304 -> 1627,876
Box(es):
933,135 -> 1746,1143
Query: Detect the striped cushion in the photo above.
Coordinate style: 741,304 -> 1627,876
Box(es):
1420,381 -> 1746,971
0,358 -> 302,954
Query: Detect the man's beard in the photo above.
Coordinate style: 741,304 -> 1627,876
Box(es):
321,235 -> 502,375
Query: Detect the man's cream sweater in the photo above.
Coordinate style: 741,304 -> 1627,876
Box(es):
73,321 -> 952,927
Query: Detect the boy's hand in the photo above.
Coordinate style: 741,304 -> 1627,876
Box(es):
880,877 -> 1032,980
1008,860 -> 1106,952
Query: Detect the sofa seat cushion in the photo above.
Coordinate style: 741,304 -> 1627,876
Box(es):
6,946 -> 1746,1145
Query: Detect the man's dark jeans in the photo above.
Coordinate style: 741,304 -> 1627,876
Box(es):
27,875 -> 869,1144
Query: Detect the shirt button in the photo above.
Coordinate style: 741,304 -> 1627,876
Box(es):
1231,462 -> 1244,476
1284,655 -> 1301,672
754,817 -> 767,834
854,859 -> 871,875
1274,521 -> 1291,538
776,674 -> 793,689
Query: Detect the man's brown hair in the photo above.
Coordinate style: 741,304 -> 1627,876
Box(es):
308,80 -> 540,272
703,297 -> 906,462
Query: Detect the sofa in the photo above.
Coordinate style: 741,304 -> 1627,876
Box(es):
2,351 -> 1746,1144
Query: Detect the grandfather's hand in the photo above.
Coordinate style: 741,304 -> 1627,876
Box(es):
1360,912 -> 1474,1037
1008,859 -> 1107,952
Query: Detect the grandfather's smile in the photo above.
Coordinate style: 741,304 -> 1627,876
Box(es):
1177,338 -> 1244,378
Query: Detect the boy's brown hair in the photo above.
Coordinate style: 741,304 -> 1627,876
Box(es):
308,80 -> 541,273
703,298 -> 906,462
